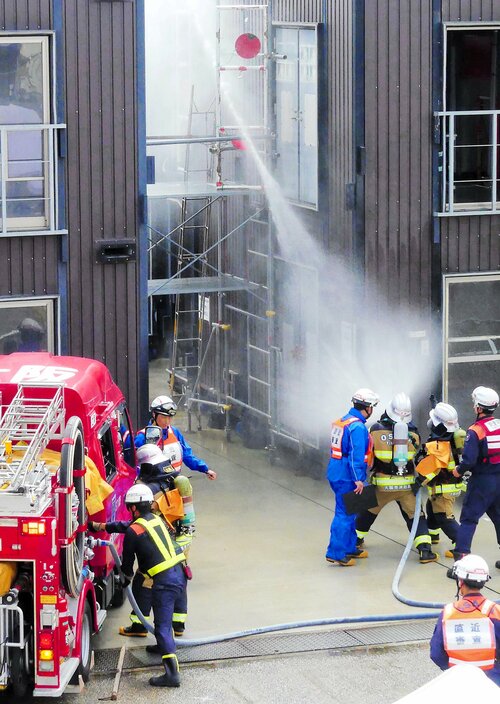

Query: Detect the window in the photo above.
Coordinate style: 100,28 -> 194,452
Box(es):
438,26 -> 500,215
0,35 -> 64,235
116,403 -> 136,470
0,297 -> 56,353
444,273 -> 500,425
275,26 -> 318,208
98,423 -> 117,482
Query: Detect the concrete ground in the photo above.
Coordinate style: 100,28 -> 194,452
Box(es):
67,361 -> 500,701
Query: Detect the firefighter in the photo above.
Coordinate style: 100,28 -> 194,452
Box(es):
135,395 -> 217,481
90,445 -> 190,640
413,402 -> 465,557
120,484 -> 186,687
326,388 -> 379,566
430,554 -> 500,687
355,393 -> 437,563
452,387 -> 500,562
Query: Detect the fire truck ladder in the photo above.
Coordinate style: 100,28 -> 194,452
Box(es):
0,385 -> 65,513
169,197 -> 212,423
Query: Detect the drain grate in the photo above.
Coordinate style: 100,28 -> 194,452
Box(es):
92,620 -> 435,674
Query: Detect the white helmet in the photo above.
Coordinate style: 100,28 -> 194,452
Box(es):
136,444 -> 165,466
429,402 -> 459,432
125,484 -> 154,505
453,554 -> 490,585
150,395 -> 177,417
352,388 -> 379,408
386,392 -> 412,423
472,386 -> 499,411
136,444 -> 174,480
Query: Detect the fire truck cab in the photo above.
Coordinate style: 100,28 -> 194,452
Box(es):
0,353 -> 137,698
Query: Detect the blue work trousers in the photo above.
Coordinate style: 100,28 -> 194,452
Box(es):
326,479 -> 357,561
152,563 -> 186,657
129,568 -> 187,628
455,473 -> 500,555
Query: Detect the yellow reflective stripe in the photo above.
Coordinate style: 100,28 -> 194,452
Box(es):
408,451 -> 416,459
429,483 -> 464,495
136,516 -> 185,576
356,530 -> 368,538
374,451 -> 393,460
173,612 -> 187,623
372,476 -> 414,486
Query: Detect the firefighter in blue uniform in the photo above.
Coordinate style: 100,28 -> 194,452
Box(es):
325,388 -> 379,566
135,395 -> 217,480
119,484 -> 186,688
452,386 -> 500,565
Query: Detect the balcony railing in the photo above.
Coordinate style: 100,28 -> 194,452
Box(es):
0,123 -> 66,237
435,109 -> 500,216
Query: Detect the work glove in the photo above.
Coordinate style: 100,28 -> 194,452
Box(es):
88,521 -> 103,533
411,477 -> 424,496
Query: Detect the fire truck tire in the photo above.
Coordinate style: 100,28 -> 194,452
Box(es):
10,644 -> 33,700
70,601 -> 92,684
60,417 -> 87,598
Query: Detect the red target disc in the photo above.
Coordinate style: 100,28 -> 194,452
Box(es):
235,33 -> 261,60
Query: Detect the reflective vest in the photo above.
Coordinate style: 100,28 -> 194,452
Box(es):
134,515 -> 185,577
330,417 -> 372,463
469,417 -> 500,465
139,425 -> 183,472
442,596 -> 500,670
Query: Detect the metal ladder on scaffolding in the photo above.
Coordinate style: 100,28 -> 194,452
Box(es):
169,197 -> 212,425
0,384 -> 65,514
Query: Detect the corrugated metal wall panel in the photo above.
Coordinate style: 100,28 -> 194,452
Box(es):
442,1 -> 500,22
63,0 -> 141,421
0,2 -> 58,301
364,0 -> 434,311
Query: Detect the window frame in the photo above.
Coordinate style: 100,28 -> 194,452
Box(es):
443,271 -> 500,404
0,295 -> 58,354
0,31 -> 66,237
437,22 -> 500,216
273,22 -> 319,211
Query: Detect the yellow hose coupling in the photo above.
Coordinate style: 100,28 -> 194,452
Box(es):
265,310 -> 276,318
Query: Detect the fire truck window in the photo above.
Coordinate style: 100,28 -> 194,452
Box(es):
117,405 -> 135,469
99,427 -> 117,481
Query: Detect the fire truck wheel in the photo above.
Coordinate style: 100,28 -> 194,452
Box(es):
10,645 -> 33,700
71,601 -> 92,684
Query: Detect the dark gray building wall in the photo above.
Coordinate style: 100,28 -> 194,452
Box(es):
0,0 -> 144,425
63,0 -> 143,423
364,0 -> 434,313
440,0 -> 500,275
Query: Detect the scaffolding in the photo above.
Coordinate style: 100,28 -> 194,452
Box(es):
146,1 -> 317,452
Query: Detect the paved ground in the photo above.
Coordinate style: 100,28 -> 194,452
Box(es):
37,643 -> 442,704
32,360 -> 500,701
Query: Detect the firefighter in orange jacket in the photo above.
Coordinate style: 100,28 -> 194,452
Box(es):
413,402 -> 466,558
430,554 -> 500,687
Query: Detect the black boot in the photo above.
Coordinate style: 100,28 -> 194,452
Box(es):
418,545 -> 438,563
149,655 -> 180,687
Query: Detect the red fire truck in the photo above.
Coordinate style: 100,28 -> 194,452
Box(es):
0,353 -> 137,698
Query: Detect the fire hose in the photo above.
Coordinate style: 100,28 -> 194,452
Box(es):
95,538 -> 442,648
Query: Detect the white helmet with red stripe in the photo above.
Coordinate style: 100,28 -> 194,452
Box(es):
472,386 -> 499,412
452,554 -> 490,585
351,388 -> 379,409
386,392 -> 412,423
